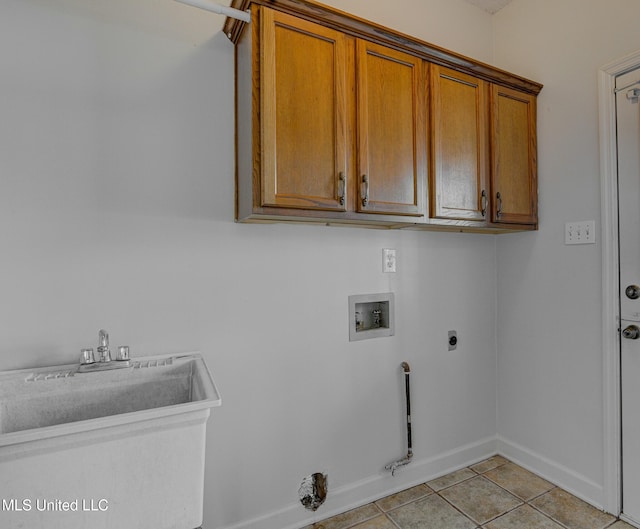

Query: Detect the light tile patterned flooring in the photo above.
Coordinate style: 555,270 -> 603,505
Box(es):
303,456 -> 635,529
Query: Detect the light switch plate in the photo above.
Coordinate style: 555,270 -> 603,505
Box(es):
565,221 -> 596,245
382,248 -> 396,273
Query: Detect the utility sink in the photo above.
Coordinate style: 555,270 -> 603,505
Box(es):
0,353 -> 220,439
0,352 -> 221,529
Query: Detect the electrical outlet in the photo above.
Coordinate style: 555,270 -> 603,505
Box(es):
565,220 -> 596,245
448,330 -> 458,351
382,248 -> 396,273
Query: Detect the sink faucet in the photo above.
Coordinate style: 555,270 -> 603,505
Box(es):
98,329 -> 111,363
77,329 -> 131,373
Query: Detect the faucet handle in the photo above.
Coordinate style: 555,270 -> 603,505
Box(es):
116,346 -> 130,361
80,348 -> 95,365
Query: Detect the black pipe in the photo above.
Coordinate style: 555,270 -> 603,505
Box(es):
385,362 -> 413,475
401,362 -> 412,458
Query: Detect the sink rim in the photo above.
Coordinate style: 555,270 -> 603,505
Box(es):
0,351 -> 221,448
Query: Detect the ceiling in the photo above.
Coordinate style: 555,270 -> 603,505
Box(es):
463,0 -> 514,14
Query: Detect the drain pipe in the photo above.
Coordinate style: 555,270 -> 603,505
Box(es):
385,362 -> 413,476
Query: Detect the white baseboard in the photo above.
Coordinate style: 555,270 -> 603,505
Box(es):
620,513 -> 640,528
219,436 -> 497,529
496,436 -> 606,511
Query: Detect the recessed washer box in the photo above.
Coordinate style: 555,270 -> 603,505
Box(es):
349,292 -> 395,341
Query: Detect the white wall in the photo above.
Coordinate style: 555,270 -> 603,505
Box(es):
493,0 -> 640,509
0,1 -> 497,528
321,0 -> 495,64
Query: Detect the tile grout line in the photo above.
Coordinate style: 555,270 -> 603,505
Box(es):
374,485 -> 435,514
523,489 -> 575,529
426,467 -> 481,494
385,512 -> 403,529
439,473 -> 525,527
433,478 -> 514,528
472,463 -> 575,528
345,503 -> 384,529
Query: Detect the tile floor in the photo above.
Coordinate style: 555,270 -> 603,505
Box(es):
302,456 -> 635,529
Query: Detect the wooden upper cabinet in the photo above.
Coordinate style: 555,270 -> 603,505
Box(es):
490,85 -> 538,226
356,41 -> 426,217
230,0 -> 542,231
430,65 -> 489,222
260,8 -> 350,212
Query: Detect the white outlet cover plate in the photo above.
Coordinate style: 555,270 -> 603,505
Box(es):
382,248 -> 396,273
565,220 -> 596,245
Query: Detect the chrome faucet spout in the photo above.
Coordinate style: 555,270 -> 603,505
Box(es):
97,329 -> 111,363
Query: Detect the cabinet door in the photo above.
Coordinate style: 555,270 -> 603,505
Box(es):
356,40 -> 426,217
430,66 -> 489,221
490,85 -> 538,225
260,8 -> 350,211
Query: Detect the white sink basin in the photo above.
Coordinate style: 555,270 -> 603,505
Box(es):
0,352 -> 221,529
0,353 -> 220,440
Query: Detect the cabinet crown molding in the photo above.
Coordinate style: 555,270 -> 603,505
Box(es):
224,0 -> 543,95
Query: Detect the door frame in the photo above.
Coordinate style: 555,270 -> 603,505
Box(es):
599,48 -> 640,517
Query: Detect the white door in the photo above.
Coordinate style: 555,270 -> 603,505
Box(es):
618,66 -> 640,526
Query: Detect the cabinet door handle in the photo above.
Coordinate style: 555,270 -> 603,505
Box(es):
361,174 -> 369,207
481,189 -> 487,217
338,172 -> 346,205
496,192 -> 503,219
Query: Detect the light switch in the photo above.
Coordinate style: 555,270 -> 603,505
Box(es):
565,221 -> 596,245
